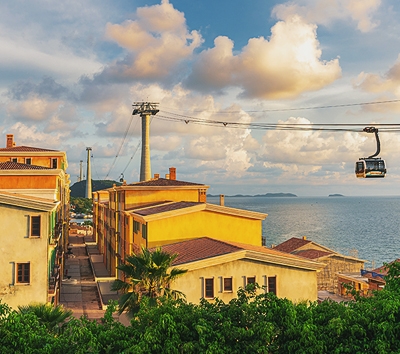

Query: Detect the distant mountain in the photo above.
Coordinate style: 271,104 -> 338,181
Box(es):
207,193 -> 297,198
70,180 -> 122,197
329,194 -> 344,197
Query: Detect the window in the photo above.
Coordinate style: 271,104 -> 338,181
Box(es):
17,263 -> 30,283
142,224 -> 147,239
134,220 -> 140,233
51,158 -> 58,169
205,278 -> 214,298
31,216 -> 41,237
223,277 -> 233,292
25,158 -> 32,165
268,276 -> 277,295
247,276 -> 256,285
11,158 -> 17,163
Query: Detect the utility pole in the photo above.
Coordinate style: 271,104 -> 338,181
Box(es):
85,147 -> 92,199
132,102 -> 159,181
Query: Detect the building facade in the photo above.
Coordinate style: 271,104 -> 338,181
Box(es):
92,168 -> 267,278
160,237 -> 325,304
0,134 -> 70,308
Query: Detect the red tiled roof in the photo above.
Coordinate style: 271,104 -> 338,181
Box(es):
154,237 -> 243,265
128,178 -> 205,187
294,249 -> 332,259
372,258 -> 400,275
133,201 -> 202,216
156,237 -> 309,266
0,161 -> 52,170
273,237 -> 311,253
0,146 -> 58,152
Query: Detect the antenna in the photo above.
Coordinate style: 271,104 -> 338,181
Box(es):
132,102 -> 159,181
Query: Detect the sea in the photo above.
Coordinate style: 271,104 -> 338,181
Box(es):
207,195 -> 400,269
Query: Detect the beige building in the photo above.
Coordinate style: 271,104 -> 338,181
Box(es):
273,237 -> 365,293
0,192 -> 61,309
160,237 -> 325,304
0,134 -> 70,308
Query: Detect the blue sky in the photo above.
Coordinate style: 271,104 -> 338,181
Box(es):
2,0 -> 400,196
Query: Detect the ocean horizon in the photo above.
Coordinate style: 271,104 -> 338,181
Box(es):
208,195 -> 400,269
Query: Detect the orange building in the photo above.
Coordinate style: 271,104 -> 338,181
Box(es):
0,134 -> 70,308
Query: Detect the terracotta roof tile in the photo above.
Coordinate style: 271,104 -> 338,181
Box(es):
154,237 -> 243,265
273,237 -> 311,253
0,146 -> 58,152
294,249 -> 332,259
128,178 -> 205,187
133,201 -> 202,216
0,161 -> 52,170
156,237 -> 308,266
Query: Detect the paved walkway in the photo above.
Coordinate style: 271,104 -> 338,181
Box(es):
60,234 -> 105,320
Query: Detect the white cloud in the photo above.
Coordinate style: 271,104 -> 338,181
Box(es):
272,0 -> 381,32
186,15 -> 341,99
103,0 -> 202,81
354,54 -> 400,97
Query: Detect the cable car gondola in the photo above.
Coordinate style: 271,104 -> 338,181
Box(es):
355,127 -> 386,178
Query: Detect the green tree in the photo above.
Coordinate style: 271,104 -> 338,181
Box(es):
111,246 -> 187,315
70,197 -> 93,214
18,303 -> 73,334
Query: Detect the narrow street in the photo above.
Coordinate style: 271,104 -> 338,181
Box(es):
60,234 -> 105,320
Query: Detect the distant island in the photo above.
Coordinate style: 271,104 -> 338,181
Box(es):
329,194 -> 344,197
207,193 -> 297,198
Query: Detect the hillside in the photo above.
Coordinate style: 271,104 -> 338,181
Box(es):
70,180 -> 122,197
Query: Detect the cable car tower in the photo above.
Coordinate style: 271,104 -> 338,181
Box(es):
132,102 -> 159,181
355,127 -> 386,178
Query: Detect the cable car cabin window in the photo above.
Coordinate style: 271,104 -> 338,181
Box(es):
356,162 -> 364,172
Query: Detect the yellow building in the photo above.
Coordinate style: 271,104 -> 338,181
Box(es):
160,237 -> 324,304
0,192 -> 61,309
273,236 -> 365,293
0,134 -> 70,308
92,168 -> 267,277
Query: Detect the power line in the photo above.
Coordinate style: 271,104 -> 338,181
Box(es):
161,98 -> 400,114
104,113 -> 138,180
156,113 -> 400,132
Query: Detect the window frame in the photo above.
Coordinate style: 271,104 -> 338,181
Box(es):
204,278 -> 214,298
30,215 -> 41,237
267,276 -> 277,295
247,276 -> 256,285
16,263 -> 30,284
51,158 -> 58,169
223,277 -> 233,292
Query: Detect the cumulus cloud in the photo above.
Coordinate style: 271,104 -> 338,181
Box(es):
272,0 -> 381,32
186,15 -> 341,99
354,54 -> 400,97
7,122 -> 69,148
6,97 -> 62,122
99,0 -> 202,82
259,117 -> 366,172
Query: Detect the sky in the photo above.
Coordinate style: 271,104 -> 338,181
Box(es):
2,0 -> 400,196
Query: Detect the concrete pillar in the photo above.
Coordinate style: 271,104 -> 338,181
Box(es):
140,114 -> 151,181
85,147 -> 92,199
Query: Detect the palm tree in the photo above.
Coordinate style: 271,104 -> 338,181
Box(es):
111,246 -> 187,315
18,303 -> 72,334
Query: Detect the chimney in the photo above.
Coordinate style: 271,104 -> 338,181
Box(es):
165,174 -> 170,179
6,134 -> 14,148
154,173 -> 160,180
169,167 -> 176,180
220,194 -> 225,206
302,236 -> 307,240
